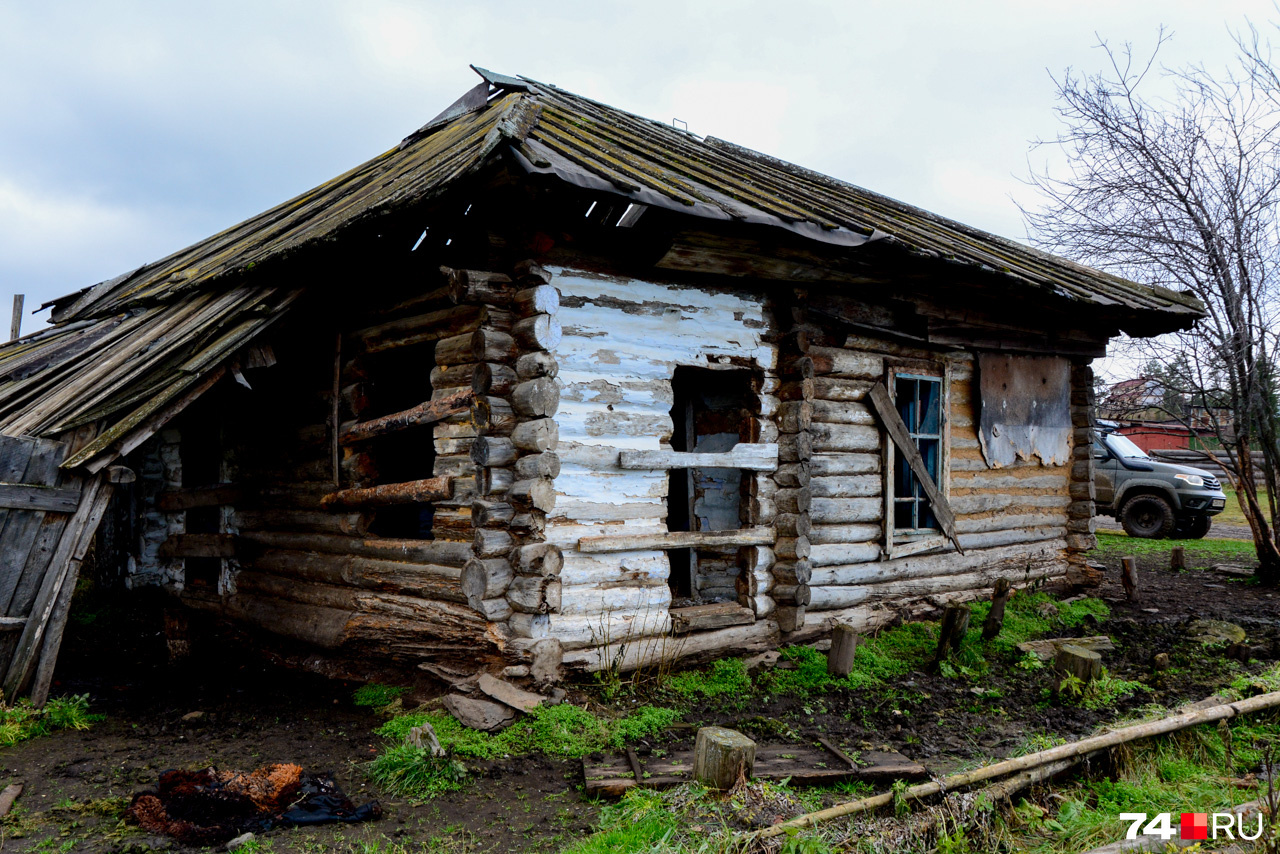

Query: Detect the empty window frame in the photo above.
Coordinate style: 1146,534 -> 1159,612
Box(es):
884,368 -> 949,555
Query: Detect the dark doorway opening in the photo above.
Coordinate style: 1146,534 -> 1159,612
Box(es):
363,340 -> 437,539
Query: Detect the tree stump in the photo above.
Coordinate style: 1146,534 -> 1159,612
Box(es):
981,578 -> 1012,641
827,623 -> 860,677
1120,557 -> 1139,601
693,726 -> 756,790
933,604 -> 971,664
1054,643 -> 1102,694
1171,546 -> 1186,571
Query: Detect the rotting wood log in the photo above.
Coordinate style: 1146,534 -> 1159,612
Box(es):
511,378 -> 561,418
561,620 -> 778,672
775,513 -> 812,538
773,584 -> 812,607
513,315 -> 562,351
158,533 -> 236,560
232,509 -> 371,537
693,727 -> 755,790
1171,546 -> 1186,571
472,396 -> 517,435
461,558 -> 515,608
510,512 -> 546,535
808,348 -> 883,378
513,285 -> 559,316
776,605 -> 806,633
474,598 -> 512,621
237,531 -> 473,566
514,543 -> 563,577
774,462 -> 811,488
776,536 -> 810,561
471,436 -> 517,467
776,487 -> 812,515
472,499 -> 514,528
577,528 -> 775,553
353,304 -> 484,354
320,476 -> 451,510
778,432 -> 812,462
245,550 -> 465,602
474,528 -> 514,558
982,577 -> 1012,641
1055,644 -> 1102,689
828,623 -> 859,677
430,362 -> 479,390
435,331 -> 476,366
472,328 -> 516,363
516,351 -> 558,380
472,362 -> 518,396
507,576 -> 560,614
512,419 -> 558,452
758,690 -> 1280,839
444,267 -> 514,305
514,452 -> 560,480
477,467 -> 514,496
340,388 -> 475,445
934,605 -> 971,663
509,479 -> 556,512
1121,556 -> 1139,601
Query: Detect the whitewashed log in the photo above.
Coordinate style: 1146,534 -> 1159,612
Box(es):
810,543 -> 880,567
957,526 -> 1067,551
811,453 -> 879,476
512,418 -> 558,452
950,494 -> 1070,514
950,473 -> 1069,490
811,475 -> 880,498
556,551 -> 668,587
577,528 -> 774,553
561,619 -> 779,672
509,612 -> 551,639
811,497 -> 880,524
809,524 -> 882,545
618,443 -> 778,471
811,423 -> 880,453
747,594 -> 776,618
813,377 -> 872,402
507,576 -> 561,614
513,284 -> 560,316
547,610 -> 674,649
955,512 -> 1067,535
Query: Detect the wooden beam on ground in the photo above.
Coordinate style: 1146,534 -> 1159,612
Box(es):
617,443 -> 779,471
578,528 -> 775,554
320,476 -> 452,510
339,388 -> 475,445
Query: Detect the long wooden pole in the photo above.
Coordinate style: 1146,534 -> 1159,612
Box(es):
9,295 -> 22,341
757,691 -> 1280,839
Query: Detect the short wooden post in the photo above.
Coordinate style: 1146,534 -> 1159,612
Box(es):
1170,546 -> 1186,571
934,604 -> 971,664
981,578 -> 1012,641
693,726 -> 755,790
9,295 -> 22,342
827,623 -> 859,677
1120,557 -> 1139,601
1054,643 -> 1102,692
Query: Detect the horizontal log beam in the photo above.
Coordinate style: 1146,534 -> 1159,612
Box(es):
158,533 -> 237,559
320,476 -> 452,510
578,528 -> 776,554
339,388 -> 475,445
617,443 -> 778,472
157,484 -> 242,512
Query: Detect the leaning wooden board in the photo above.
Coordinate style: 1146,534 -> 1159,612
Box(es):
583,743 -> 927,797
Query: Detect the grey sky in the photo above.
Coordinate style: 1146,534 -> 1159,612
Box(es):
0,0 -> 1269,335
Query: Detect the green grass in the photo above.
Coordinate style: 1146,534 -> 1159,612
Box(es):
0,695 -> 100,747
366,744 -> 466,801
1091,531 -> 1256,566
662,658 -> 752,700
1218,488 -> 1250,526
352,683 -> 408,708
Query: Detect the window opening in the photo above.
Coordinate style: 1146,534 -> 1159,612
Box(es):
666,366 -> 758,603
364,339 -> 437,539
892,374 -> 942,534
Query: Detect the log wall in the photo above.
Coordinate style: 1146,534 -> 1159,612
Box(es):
541,267 -> 778,664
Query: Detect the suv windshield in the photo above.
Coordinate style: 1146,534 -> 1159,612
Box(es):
1104,432 -> 1150,460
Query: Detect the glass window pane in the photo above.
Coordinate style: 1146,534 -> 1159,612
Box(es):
920,380 -> 940,435
895,500 -> 915,530
920,501 -> 937,530
918,439 -> 940,482
895,455 -> 915,495
895,378 -> 916,430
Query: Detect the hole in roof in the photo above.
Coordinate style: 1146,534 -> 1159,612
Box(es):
411,230 -> 428,251
464,203 -> 473,215
584,201 -> 597,218
445,238 -> 452,246
673,118 -> 688,131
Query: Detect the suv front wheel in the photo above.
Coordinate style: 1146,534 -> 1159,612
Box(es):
1119,494 -> 1176,539
1173,515 -> 1212,540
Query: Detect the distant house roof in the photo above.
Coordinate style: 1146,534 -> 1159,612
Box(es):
0,66 -> 1208,470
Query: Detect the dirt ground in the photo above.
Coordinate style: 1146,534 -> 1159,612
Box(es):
0,546 -> 1275,852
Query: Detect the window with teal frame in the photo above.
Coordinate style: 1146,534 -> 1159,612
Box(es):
893,374 -> 942,533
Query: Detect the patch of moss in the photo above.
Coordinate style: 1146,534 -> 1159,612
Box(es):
662,658 -> 751,700
352,683 -> 408,708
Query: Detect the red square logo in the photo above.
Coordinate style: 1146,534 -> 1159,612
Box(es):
1181,813 -> 1208,840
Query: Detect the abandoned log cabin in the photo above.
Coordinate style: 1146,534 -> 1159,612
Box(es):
0,67 -> 1203,699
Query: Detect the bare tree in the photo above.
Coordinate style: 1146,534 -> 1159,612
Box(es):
1025,25 -> 1280,580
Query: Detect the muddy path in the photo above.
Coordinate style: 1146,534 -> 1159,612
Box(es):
0,549 -> 1274,852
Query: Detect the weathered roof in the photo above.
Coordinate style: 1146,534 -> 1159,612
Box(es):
0,67 -> 1205,468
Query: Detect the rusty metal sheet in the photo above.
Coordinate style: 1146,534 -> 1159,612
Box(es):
978,354 -> 1071,468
